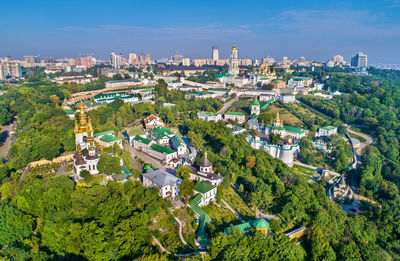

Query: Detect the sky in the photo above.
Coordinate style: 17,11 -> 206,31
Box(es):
1,0 -> 400,64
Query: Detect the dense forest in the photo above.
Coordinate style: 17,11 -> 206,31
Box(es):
0,71 -> 399,260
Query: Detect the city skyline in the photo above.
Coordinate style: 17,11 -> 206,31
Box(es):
1,0 -> 400,64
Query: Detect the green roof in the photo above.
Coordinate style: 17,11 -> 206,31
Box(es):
64,108 -> 74,115
190,91 -> 214,96
195,181 -> 216,194
283,125 -> 305,134
150,144 -> 176,154
144,165 -> 152,170
151,126 -> 174,140
171,135 -> 184,147
208,88 -> 231,92
198,111 -> 219,117
225,111 -> 245,116
99,134 -> 121,143
93,91 -> 136,100
125,126 -> 144,137
217,74 -> 234,78
320,126 -> 336,131
252,219 -> 270,229
122,166 -> 131,175
252,100 -> 260,106
94,130 -> 115,137
133,135 -> 152,145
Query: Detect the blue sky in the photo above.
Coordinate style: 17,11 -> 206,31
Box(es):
1,0 -> 400,63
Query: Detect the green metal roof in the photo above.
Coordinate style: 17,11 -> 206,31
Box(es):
283,125 -> 305,134
225,111 -> 245,116
195,181 -> 216,194
133,135 -> 152,144
144,165 -> 152,170
99,134 -> 121,143
171,135 -> 184,147
252,100 -> 260,106
320,126 -> 336,131
64,108 -> 74,115
151,126 -> 174,140
150,144 -> 176,154
122,166 -> 131,175
252,219 -> 270,229
208,88 -> 231,92
94,130 -> 115,137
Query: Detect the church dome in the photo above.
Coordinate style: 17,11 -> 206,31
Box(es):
252,100 -> 260,106
200,152 -> 212,167
252,219 -> 269,229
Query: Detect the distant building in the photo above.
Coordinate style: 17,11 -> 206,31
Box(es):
182,58 -> 191,66
129,53 -> 138,65
110,52 -> 123,68
197,111 -> 222,122
228,41 -> 239,76
143,114 -> 164,130
278,94 -> 296,103
351,52 -> 368,68
315,126 -> 337,137
224,111 -> 246,124
287,77 -> 313,88
93,92 -> 138,104
251,98 -> 260,116
265,112 -> 307,139
142,169 -> 181,199
173,51 -> 184,65
76,56 -> 95,68
212,46 -> 219,60
105,79 -> 143,88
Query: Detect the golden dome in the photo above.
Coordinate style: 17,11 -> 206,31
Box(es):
231,41 -> 237,50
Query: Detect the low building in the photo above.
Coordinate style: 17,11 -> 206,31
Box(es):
93,92 -> 138,104
278,94 -> 296,103
151,126 -> 175,145
105,79 -> 143,88
143,114 -> 164,130
197,111 -> 222,122
224,111 -> 246,124
52,74 -> 97,84
194,181 -> 217,206
124,126 -> 145,144
94,130 -> 123,148
64,107 -> 75,120
272,79 -> 286,89
224,219 -> 270,235
315,126 -> 337,137
188,152 -> 223,186
133,135 -> 177,163
265,112 -> 307,139
287,77 -> 312,88
330,176 -> 353,202
142,169 -> 181,199
170,135 -> 187,156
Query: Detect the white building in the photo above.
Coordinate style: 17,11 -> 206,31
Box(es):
287,77 -> 313,88
52,74 -> 97,84
73,105 -> 101,177
188,152 -> 223,186
143,114 -> 164,130
105,79 -> 144,88
251,99 -> 260,116
170,135 -> 187,156
133,136 -> 178,163
224,111 -> 246,124
265,112 -> 308,140
94,130 -> 123,148
194,181 -> 217,206
278,94 -> 296,103
228,42 -> 239,76
197,111 -> 222,122
142,169 -> 181,199
315,126 -> 337,137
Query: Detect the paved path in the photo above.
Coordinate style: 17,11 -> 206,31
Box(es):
118,132 -> 144,170
255,207 -> 280,221
347,125 -> 374,156
57,164 -> 72,177
152,236 -> 171,254
173,215 -> 193,249
221,198 -> 244,222
0,124 -> 13,157
218,95 -> 240,114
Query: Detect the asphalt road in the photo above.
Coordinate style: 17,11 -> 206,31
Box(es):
218,95 -> 240,114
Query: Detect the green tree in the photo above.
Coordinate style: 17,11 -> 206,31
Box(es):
98,155 -> 122,175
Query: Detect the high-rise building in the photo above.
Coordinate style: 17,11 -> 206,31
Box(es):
300,56 -> 306,62
182,58 -> 191,66
139,53 -> 144,64
145,54 -> 151,64
173,51 -> 184,65
76,56 -> 95,68
0,66 -> 5,80
24,55 -> 40,64
110,52 -> 123,69
262,56 -> 275,64
13,63 -> 21,78
351,52 -> 367,68
283,56 -> 289,65
228,41 -> 239,75
212,46 -> 219,60
129,53 -> 137,65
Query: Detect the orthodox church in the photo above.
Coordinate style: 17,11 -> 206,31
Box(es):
73,104 -> 102,178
